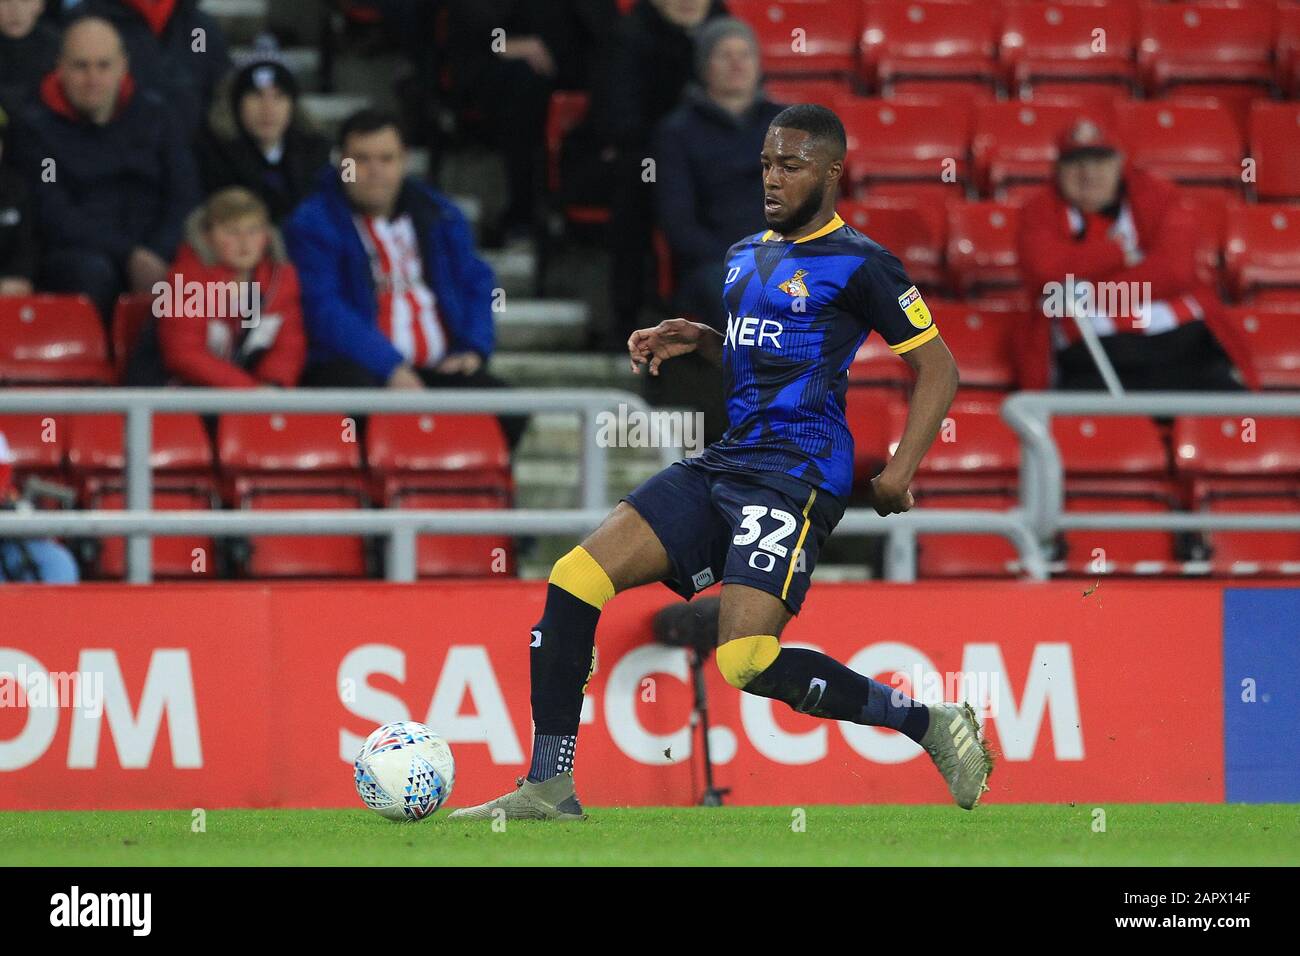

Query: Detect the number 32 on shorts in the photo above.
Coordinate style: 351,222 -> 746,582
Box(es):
732,505 -> 798,572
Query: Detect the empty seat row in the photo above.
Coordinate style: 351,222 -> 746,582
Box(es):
0,412 -> 514,581
727,0 -> 1300,96
840,198 -> 1300,302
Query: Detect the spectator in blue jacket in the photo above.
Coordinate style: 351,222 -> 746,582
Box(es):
284,109 -> 524,448
13,15 -> 200,319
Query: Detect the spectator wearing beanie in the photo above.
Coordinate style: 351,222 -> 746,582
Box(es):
1018,118 -> 1255,392
14,15 -> 200,320
0,0 -> 60,115
126,187 -> 306,388
83,0 -> 231,137
654,16 -> 781,333
197,60 -> 332,224
647,16 -> 780,445
0,105 -> 38,295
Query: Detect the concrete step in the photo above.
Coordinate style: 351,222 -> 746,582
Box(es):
481,247 -> 535,298
200,0 -> 269,43
513,459 -> 662,508
300,93 -> 373,131
495,298 -> 588,351
231,45 -> 320,82
490,353 -> 629,390
449,193 -> 481,226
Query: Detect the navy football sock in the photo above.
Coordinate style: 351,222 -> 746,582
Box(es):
526,547 -> 612,782
743,647 -> 931,743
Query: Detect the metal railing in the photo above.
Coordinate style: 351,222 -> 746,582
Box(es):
12,389 -> 1292,585
0,388 -> 1050,583
1003,392 -> 1300,543
0,388 -> 678,582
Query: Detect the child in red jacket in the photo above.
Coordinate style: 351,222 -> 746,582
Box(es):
132,186 -> 306,387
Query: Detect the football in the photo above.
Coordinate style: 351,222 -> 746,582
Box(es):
353,721 -> 456,822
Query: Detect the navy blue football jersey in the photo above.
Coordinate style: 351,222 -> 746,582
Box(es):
698,213 -> 939,499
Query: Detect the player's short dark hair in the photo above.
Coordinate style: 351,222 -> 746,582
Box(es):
770,104 -> 847,160
338,108 -> 404,149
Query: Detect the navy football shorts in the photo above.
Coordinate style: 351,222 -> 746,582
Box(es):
622,457 -> 846,615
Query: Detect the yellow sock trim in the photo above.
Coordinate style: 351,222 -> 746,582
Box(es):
549,546 -> 615,609
716,635 -> 780,689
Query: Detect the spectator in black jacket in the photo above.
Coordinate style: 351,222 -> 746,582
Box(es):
654,16 -> 780,332
83,0 -> 230,137
595,0 -> 729,346
0,0 -> 60,115
0,105 -> 37,294
15,16 -> 200,318
442,1 -> 616,246
646,16 -> 777,444
196,60 -> 332,223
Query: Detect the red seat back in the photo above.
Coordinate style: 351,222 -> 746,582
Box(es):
0,295 -> 112,385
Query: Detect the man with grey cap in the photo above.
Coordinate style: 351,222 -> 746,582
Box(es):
650,15 -> 782,441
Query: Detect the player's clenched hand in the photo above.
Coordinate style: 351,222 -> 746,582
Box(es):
868,472 -> 915,516
628,318 -> 703,376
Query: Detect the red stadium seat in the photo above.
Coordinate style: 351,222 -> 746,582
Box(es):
1280,5 -> 1300,97
849,331 -> 915,386
914,490 -> 1019,578
1203,495 -> 1300,576
928,303 -> 1019,390
946,202 -> 1022,294
110,293 -> 155,381
1060,494 -> 1179,576
729,0 -> 861,77
1178,188 -> 1235,287
386,490 -> 515,578
68,413 -> 217,580
999,1 -> 1137,93
545,91 -> 609,226
366,414 -> 509,490
1113,101 -> 1245,189
0,414 -> 66,480
1248,101 -> 1300,203
907,391 -> 1019,479
217,413 -> 362,476
837,94 -> 971,193
766,78 -> 850,108
217,414 -> 371,578
972,100 -> 1117,197
1136,1 -> 1275,96
887,80 -> 995,112
838,197 -> 946,287
86,482 -> 219,580
242,489 -> 371,578
65,413 -> 213,475
1220,307 -> 1300,391
1224,205 -> 1300,301
0,295 -> 113,385
859,0 -> 999,90
1173,415 -> 1300,478
844,385 -> 907,479
1053,416 -> 1169,476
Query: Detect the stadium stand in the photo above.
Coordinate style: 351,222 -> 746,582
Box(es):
4,0 -> 1300,584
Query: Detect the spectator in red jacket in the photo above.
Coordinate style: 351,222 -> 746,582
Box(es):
1017,118 -> 1254,391
127,187 -> 306,387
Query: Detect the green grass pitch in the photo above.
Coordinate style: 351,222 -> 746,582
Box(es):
1,804 -> 1297,866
